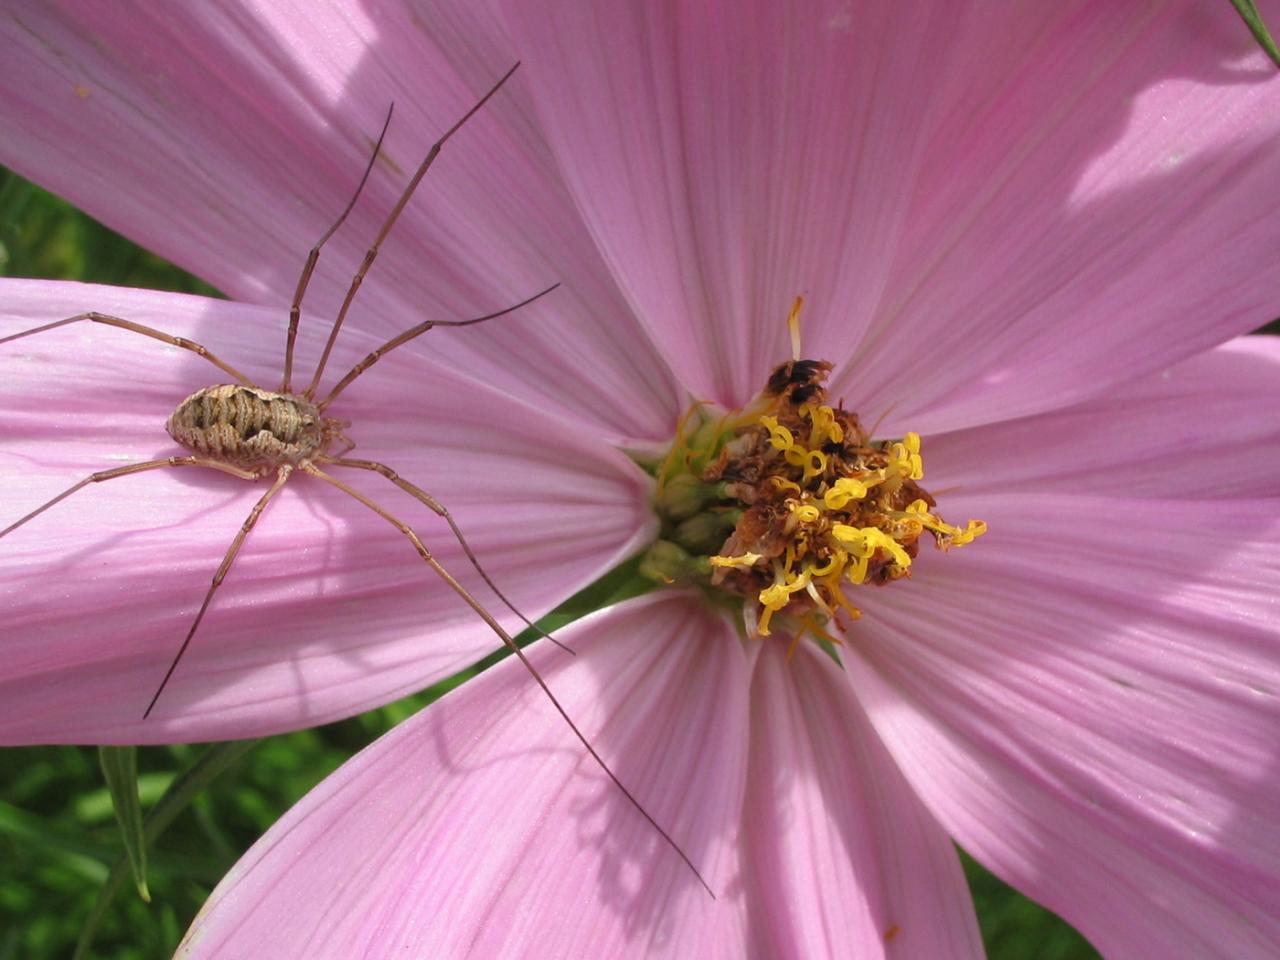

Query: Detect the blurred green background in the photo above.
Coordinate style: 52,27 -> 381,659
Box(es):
0,167 -> 1102,959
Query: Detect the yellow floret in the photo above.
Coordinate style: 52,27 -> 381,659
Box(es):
709,552 -> 763,570
823,476 -> 870,510
789,502 -> 820,524
891,432 -> 924,480
761,416 -> 795,452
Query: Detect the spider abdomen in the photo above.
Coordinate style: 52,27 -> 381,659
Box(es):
166,384 -> 324,469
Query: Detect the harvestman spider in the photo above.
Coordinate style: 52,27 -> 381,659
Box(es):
0,64 -> 712,895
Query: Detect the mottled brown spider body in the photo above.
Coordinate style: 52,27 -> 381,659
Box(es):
166,384 -> 343,472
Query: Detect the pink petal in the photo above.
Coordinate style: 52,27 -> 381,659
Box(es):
743,641 -> 982,958
847,492 -> 1280,958
0,2 -> 682,442
504,0 -> 963,408
178,595 -> 750,958
0,279 -> 652,743
180,591 -> 989,956
922,335 -> 1280,500
840,2 -> 1280,433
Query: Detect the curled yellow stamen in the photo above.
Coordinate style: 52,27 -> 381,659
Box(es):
804,403 -> 844,447
808,553 -> 842,578
802,448 -> 827,480
948,519 -> 988,548
761,416 -> 795,452
789,502 -> 820,524
832,524 -> 911,583
891,432 -> 924,480
823,476 -> 869,510
757,564 -> 812,636
906,499 -> 987,548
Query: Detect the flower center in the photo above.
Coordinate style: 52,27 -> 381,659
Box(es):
640,302 -> 985,649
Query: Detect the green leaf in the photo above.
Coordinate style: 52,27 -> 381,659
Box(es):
97,747 -> 149,904
74,740 -> 259,960
1231,0 -> 1280,68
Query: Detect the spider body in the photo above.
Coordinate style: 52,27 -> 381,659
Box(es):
166,384 -> 341,471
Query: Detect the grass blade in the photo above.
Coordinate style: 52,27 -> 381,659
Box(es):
1231,0 -> 1280,67
97,746 -> 149,902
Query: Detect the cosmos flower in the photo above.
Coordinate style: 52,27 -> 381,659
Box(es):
3,1 -> 1280,958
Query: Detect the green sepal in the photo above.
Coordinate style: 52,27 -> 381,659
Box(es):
97,745 -> 149,903
1231,0 -> 1280,68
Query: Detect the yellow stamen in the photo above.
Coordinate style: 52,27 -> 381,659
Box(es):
756,564 -> 811,637
891,432 -> 924,480
823,476 -> 869,510
802,448 -> 828,480
830,523 -> 871,554
789,502 -> 820,524
808,553 -> 843,578
788,296 -> 804,361
905,499 -> 937,523
821,407 -> 845,444
802,402 -> 844,447
709,552 -> 763,570
757,605 -> 778,636
761,416 -> 795,452
823,572 -> 862,618
905,499 -> 986,548
875,531 -> 912,568
832,524 -> 911,583
758,583 -> 792,610
947,519 -> 988,548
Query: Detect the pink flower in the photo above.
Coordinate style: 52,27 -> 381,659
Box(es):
4,2 -> 1280,957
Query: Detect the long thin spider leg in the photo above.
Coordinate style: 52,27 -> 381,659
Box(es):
321,456 -> 572,655
1,456 -> 259,539
143,465 -> 294,719
302,462 -> 715,898
1,314 -> 258,387
303,62 -> 522,401
316,282 -> 559,411
282,104 -> 395,394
